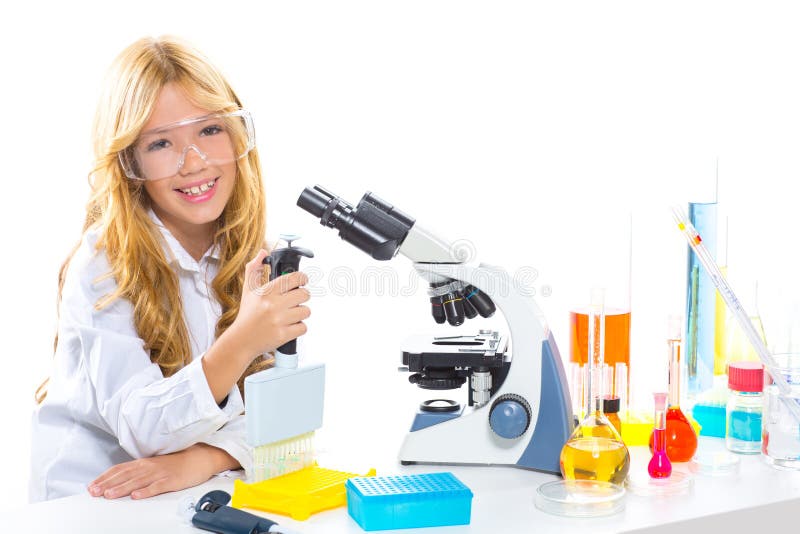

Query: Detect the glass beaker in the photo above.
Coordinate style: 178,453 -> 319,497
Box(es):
561,289 -> 630,485
762,353 -> 800,469
566,211 -> 632,416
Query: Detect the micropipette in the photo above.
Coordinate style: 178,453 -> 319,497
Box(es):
670,206 -> 800,423
178,490 -> 301,534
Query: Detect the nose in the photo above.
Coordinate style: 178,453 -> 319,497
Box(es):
177,145 -> 208,175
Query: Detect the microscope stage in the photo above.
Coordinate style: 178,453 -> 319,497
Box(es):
402,332 -> 508,371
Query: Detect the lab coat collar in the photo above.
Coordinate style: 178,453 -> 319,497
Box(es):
147,208 -> 221,272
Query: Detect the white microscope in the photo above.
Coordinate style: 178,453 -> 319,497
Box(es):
297,186 -> 573,475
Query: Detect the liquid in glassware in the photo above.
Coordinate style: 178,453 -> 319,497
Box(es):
648,393 -> 672,479
560,437 -> 630,484
569,309 -> 631,400
561,290 -> 630,485
649,320 -> 698,462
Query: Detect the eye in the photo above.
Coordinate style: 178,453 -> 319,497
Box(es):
200,124 -> 224,136
146,139 -> 170,152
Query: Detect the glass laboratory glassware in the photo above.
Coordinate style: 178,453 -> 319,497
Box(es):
568,362 -> 584,425
567,210 -> 632,413
561,289 -> 630,485
685,201 -> 718,397
648,392 -> 672,478
724,281 -> 767,368
726,362 -> 763,454
569,309 -> 631,399
650,316 -> 698,461
763,354 -> 800,469
603,397 -> 622,436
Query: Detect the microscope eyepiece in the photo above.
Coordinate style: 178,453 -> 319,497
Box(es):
296,186 -> 333,218
297,185 -> 415,261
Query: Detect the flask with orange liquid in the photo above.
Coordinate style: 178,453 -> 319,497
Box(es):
649,316 -> 697,462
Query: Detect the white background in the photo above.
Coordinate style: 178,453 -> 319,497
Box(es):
1,0 -> 799,511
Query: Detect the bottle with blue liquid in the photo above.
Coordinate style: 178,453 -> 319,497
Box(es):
726,362 -> 764,454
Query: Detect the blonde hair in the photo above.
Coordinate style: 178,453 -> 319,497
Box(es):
37,36 -> 269,403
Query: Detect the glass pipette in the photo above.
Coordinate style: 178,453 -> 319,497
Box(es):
670,206 -> 800,423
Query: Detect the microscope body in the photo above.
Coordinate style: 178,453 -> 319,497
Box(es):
398,261 -> 572,473
297,186 -> 573,474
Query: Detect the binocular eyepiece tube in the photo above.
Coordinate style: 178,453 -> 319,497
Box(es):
297,185 -> 415,261
298,185 -> 496,326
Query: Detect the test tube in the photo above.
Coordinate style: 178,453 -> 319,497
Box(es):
586,288 -> 606,414
603,364 -> 614,401
667,315 -> 682,408
615,362 -> 628,417
569,362 -> 584,421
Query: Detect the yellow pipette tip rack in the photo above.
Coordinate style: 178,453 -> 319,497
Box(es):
232,463 -> 377,521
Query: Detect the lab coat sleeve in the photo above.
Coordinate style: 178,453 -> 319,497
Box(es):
60,232 -> 244,459
72,320 -> 244,458
198,414 -> 253,477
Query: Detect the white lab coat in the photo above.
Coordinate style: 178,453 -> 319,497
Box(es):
30,210 -> 252,502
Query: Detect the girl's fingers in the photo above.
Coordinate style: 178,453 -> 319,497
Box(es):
244,249 -> 270,292
285,305 -> 311,324
90,463 -> 126,486
131,476 -> 173,500
285,322 -> 308,341
281,287 -> 311,307
89,464 -> 135,495
270,271 -> 308,295
246,249 -> 270,270
103,474 -> 154,499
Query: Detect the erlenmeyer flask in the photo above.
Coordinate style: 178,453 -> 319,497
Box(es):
560,289 -> 630,485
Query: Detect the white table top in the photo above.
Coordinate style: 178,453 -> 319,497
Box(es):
14,437 -> 800,533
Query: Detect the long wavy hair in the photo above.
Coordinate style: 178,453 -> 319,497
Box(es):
36,36 -> 269,403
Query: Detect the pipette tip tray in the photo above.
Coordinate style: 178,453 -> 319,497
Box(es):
345,472 -> 473,531
232,464 -> 376,521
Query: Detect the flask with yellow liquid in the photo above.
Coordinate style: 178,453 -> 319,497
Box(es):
560,288 -> 630,485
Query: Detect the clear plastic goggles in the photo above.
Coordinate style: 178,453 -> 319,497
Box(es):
119,110 -> 255,181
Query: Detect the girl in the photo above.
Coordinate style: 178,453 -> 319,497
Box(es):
30,36 -> 311,502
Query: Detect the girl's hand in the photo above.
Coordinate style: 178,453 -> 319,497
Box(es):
231,249 -> 311,357
88,443 -> 238,500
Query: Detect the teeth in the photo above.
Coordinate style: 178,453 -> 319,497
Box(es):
179,178 -> 217,196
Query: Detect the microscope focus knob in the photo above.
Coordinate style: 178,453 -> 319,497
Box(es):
489,394 -> 532,439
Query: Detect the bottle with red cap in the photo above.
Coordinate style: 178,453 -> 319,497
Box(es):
726,361 -> 764,454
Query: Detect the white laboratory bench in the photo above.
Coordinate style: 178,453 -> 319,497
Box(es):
13,438 -> 800,534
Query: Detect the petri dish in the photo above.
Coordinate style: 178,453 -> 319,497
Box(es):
626,470 -> 693,497
689,450 -> 741,476
535,480 -> 626,517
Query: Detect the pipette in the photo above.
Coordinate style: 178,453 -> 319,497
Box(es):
178,490 -> 301,534
670,206 -> 800,423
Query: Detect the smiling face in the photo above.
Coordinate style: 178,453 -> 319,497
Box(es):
139,82 -> 236,243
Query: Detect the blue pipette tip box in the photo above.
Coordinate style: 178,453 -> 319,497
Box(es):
345,472 -> 473,531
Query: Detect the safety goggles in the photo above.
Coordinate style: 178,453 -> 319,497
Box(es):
119,110 -> 255,181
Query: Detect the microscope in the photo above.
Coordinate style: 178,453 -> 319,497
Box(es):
297,185 -> 572,474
